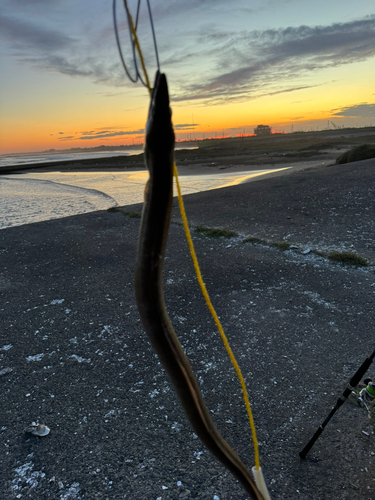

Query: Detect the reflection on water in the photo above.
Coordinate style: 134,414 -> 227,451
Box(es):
0,168 -> 288,229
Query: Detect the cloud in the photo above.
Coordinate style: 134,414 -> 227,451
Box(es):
332,103 -> 375,118
77,129 -> 144,140
0,11 -> 126,87
173,15 -> 375,103
0,13 -> 74,51
172,83 -> 319,105
11,0 -> 61,4
2,7 -> 374,107
152,0 -> 230,19
96,91 -> 128,98
174,123 -> 199,130
20,54 -> 127,87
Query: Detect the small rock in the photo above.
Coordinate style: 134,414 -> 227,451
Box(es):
208,469 -> 218,475
0,367 -> 13,376
302,249 -> 311,255
179,490 -> 191,498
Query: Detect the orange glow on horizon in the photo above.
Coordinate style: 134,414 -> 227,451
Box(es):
2,88 -> 373,155
1,2 -> 374,157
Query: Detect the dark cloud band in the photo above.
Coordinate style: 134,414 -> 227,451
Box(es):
332,103 -> 375,118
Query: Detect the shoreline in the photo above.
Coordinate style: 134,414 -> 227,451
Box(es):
2,124 -> 375,177
2,124 -> 374,174
1,149 -> 338,233
0,126 -> 363,176
0,148 -> 336,178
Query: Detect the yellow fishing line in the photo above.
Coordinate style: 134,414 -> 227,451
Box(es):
127,13 -> 260,470
125,6 -> 152,95
173,163 -> 260,470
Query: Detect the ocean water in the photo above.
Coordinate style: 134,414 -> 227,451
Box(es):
0,145 -> 197,168
0,168 -> 287,229
0,150 -> 144,168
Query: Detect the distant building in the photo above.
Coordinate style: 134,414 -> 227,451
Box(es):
254,125 -> 271,136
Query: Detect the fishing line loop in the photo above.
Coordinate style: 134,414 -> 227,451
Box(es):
113,0 -> 160,91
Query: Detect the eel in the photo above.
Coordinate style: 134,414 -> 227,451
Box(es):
134,70 -> 264,499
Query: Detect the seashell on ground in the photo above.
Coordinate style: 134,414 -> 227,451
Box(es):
25,422 -> 50,436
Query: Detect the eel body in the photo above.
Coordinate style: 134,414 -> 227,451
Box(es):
134,71 -> 264,500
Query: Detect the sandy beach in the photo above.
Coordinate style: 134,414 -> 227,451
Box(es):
1,130 -> 375,499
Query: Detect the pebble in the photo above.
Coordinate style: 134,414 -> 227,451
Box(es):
0,367 -> 13,376
208,469 -> 218,475
302,248 -> 311,255
179,490 -> 190,498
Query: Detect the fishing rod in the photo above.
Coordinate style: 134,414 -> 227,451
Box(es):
300,348 -> 375,459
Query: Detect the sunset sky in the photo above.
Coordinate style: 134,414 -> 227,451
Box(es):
1,0 -> 374,154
